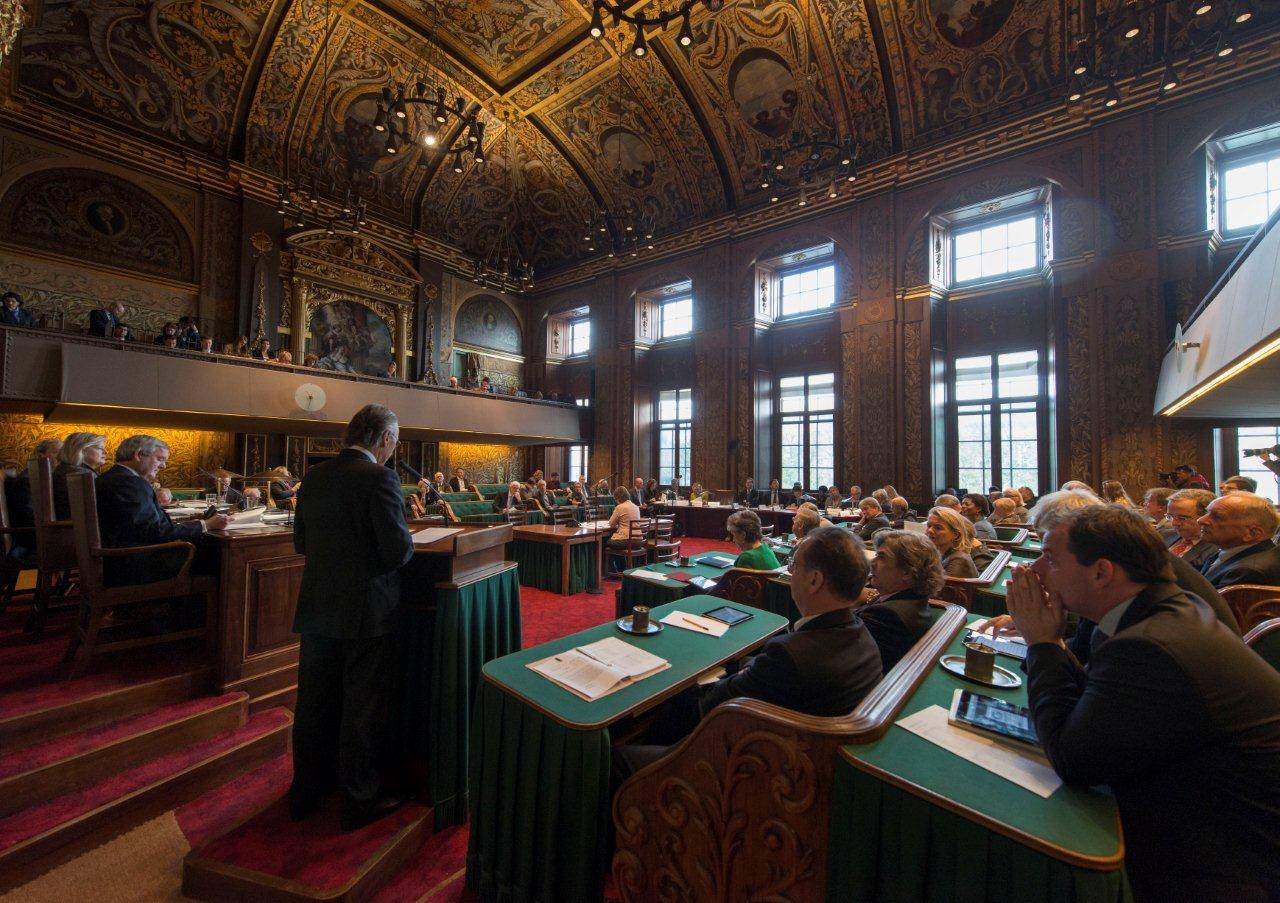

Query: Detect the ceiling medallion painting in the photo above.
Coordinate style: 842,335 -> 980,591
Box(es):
929,0 -> 1018,49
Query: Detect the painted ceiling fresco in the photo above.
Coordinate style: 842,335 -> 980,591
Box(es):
15,0 -> 1277,275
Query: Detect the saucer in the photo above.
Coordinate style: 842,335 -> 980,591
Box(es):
938,655 -> 1022,689
616,616 -> 663,636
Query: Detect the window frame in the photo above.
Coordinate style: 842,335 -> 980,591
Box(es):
654,387 -> 693,486
946,348 -> 1049,496
773,371 -> 837,491
658,295 -> 694,341
776,260 -> 837,321
1217,142 -> 1280,238
566,444 -> 590,484
949,209 -> 1043,289
567,316 -> 591,356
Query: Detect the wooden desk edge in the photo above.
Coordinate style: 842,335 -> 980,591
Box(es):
480,608 -> 788,732
837,748 -> 1126,871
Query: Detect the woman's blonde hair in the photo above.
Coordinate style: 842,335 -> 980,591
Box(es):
928,505 -> 975,552
57,432 -> 106,467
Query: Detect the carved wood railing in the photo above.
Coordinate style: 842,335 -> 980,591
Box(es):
612,601 -> 967,902
937,549 -> 1012,609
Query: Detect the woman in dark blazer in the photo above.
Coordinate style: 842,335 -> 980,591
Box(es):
52,432 -> 107,520
269,466 -> 298,507
862,530 -> 944,671
926,506 -> 980,578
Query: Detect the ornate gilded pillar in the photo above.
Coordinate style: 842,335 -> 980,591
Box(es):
291,280 -> 308,360
394,306 -> 409,376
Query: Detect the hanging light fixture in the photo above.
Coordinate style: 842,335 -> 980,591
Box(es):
760,135 -> 858,205
1102,79 -> 1121,108
472,116 -> 536,292
588,0 -> 727,54
1160,59 -> 1181,92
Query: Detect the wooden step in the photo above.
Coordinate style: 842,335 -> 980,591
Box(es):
0,691 -> 247,818
0,666 -> 212,752
0,707 -> 292,888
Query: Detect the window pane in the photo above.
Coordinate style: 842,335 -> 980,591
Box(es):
677,388 -> 692,419
1000,401 -> 1039,490
954,256 -> 981,283
1238,426 -> 1280,504
954,214 -> 1039,284
998,351 -> 1039,397
569,319 -> 590,355
980,248 -> 1006,277
1006,217 -> 1036,245
954,356 -> 993,401
954,230 -> 981,258
808,373 -> 835,410
1226,160 -> 1269,198
660,297 -> 693,338
780,263 -> 836,317
1226,195 -> 1268,231
1006,243 -> 1036,272
658,390 -> 678,421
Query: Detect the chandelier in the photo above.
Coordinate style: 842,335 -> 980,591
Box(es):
0,0 -> 23,67
587,0 -> 725,56
1065,0 -> 1255,108
472,119 -> 535,292
276,175 -> 369,234
759,132 -> 859,208
373,84 -> 486,164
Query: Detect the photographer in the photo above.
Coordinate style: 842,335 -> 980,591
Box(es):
1252,446 -> 1280,481
1160,463 -> 1210,490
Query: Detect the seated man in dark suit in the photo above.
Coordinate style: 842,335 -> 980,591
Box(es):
856,497 -> 891,541
862,530 -> 941,671
615,527 -> 883,778
629,476 -> 647,506
1196,491 -> 1280,588
733,477 -> 756,507
762,478 -> 783,508
1005,506 -> 1280,901
1164,489 -> 1218,571
96,435 -> 227,586
1,292 -> 35,327
447,468 -> 469,493
4,438 -> 63,561
88,301 -> 125,337
785,482 -> 815,509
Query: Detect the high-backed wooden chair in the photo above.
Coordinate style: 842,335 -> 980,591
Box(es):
938,549 -> 1012,610
550,506 -> 578,527
1219,584 -> 1280,633
505,508 -> 529,526
606,518 -> 651,576
0,474 -> 34,614
645,516 -> 680,564
63,473 -> 217,679
1245,617 -> 1280,672
613,601 -> 967,902
27,457 -> 80,635
710,567 -> 773,607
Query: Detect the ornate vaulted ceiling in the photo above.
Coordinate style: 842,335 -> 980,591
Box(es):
14,0 -> 1276,277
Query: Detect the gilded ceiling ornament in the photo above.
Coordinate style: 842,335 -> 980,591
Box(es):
0,0 -> 24,67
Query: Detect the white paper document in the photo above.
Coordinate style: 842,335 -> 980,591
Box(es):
226,507 -> 265,525
412,527 -> 464,543
896,705 -> 1062,798
528,637 -> 669,701
659,611 -> 729,637
629,569 -> 674,582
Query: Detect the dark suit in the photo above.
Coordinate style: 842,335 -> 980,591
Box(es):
88,307 -> 120,337
787,493 -> 816,508
761,488 -> 782,507
1026,582 -> 1280,900
629,488 -> 647,506
290,448 -> 414,812
733,488 -> 757,506
857,513 -> 892,541
0,306 -> 34,327
270,479 -> 296,506
52,462 -> 95,521
1201,540 -> 1280,589
1168,537 -> 1218,571
860,591 -> 932,672
699,607 -> 883,717
95,464 -> 207,586
448,476 -> 467,492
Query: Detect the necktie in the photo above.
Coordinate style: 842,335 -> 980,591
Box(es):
1168,538 -> 1193,557
1088,625 -> 1108,660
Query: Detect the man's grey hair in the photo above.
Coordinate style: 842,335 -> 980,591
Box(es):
1169,488 -> 1215,516
1029,489 -> 1104,533
343,404 -> 398,448
115,435 -> 169,462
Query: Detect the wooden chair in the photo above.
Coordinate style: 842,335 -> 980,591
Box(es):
63,473 -> 217,679
1245,617 -> 1280,671
550,506 -> 578,527
1219,584 -> 1280,633
710,567 -> 773,607
605,518 -> 651,576
505,508 -> 529,526
645,516 -> 680,564
759,523 -> 774,538
0,475 -> 35,615
613,601 -> 967,902
938,549 -> 1012,611
27,457 -> 80,635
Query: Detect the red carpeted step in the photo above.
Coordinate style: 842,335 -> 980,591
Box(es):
0,706 -> 291,879
183,798 -> 431,902
175,751 -> 292,849
0,691 -> 247,818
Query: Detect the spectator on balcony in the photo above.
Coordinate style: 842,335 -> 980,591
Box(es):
110,323 -> 134,342
303,353 -> 318,367
1,292 -> 34,327
277,350 -> 294,365
384,361 -> 397,379
448,376 -> 460,388
176,316 -> 202,350
199,336 -> 215,354
252,338 -> 273,361
152,322 -> 180,346
89,301 -> 125,337
233,336 -> 250,356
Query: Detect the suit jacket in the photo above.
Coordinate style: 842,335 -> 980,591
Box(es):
859,591 -> 932,672
269,479 -> 296,505
1168,537 -> 1218,571
857,513 -> 892,541
733,488 -> 757,506
95,464 -> 204,586
941,549 -> 978,578
0,306 -> 34,327
418,483 -> 443,506
1201,540 -> 1280,589
292,449 -> 414,639
787,493 -> 816,508
699,607 -> 882,717
52,462 -> 95,521
629,488 -> 647,506
760,488 -> 783,507
88,308 -> 119,337
448,476 -> 467,493
972,517 -> 998,540
1026,582 -> 1280,900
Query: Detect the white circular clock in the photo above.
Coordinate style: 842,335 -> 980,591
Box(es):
294,382 -> 327,412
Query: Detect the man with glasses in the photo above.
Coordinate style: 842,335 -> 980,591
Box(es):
288,404 -> 414,832
1164,489 -> 1218,571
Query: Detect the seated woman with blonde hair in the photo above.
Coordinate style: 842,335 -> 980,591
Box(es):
269,466 -> 297,508
1101,479 -> 1135,508
52,431 -> 108,520
925,506 -> 981,577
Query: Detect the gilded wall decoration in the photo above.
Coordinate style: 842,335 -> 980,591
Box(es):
860,197 -> 892,297
807,0 -> 894,162
439,441 -> 522,485
902,227 -> 928,288
1065,293 -> 1095,482
0,414 -> 233,489
400,0 -> 576,81
454,294 -> 523,356
18,0 -> 275,155
857,322 -> 894,485
510,42 -> 612,111
201,193 -> 241,329
0,255 -> 196,320
0,168 -> 195,282
1102,288 -> 1161,493
903,321 -> 924,499
839,330 -> 859,485
734,347 -> 752,478
1099,122 -> 1150,251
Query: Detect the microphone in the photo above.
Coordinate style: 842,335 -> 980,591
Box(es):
400,462 -> 424,482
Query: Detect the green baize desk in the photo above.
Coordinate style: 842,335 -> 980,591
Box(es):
465,596 -> 787,902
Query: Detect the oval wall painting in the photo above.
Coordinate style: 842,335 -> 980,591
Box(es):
729,49 -> 797,140
599,128 -> 656,189
929,0 -> 1017,49
308,300 -> 394,377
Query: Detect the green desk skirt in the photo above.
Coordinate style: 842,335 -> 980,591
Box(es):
466,679 -> 612,903
394,566 -> 522,828
827,760 -> 1132,903
508,539 -> 594,594
618,556 -> 799,623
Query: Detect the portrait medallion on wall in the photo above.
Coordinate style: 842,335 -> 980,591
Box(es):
728,49 -> 798,140
599,127 -> 657,190
308,300 -> 394,377
454,294 -> 522,356
929,0 -> 1019,48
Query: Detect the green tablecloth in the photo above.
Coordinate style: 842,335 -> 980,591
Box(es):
617,552 -> 799,623
523,509 -> 546,525
394,564 -> 522,829
972,565 -> 1012,617
508,538 -> 595,594
828,616 -> 1129,903
466,596 -> 787,903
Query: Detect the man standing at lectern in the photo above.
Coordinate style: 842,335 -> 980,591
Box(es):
288,404 -> 414,831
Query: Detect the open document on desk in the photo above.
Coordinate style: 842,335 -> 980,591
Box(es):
528,637 -> 669,701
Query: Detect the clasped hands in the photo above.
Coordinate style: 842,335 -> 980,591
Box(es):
974,563 -> 1066,648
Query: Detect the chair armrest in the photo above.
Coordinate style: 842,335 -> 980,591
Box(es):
0,526 -> 29,535
95,540 -> 196,558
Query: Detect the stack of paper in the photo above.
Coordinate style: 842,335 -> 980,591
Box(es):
659,611 -> 728,637
412,526 -> 463,543
700,554 -> 736,569
629,569 -> 673,583
528,637 -> 669,701
222,508 -> 266,530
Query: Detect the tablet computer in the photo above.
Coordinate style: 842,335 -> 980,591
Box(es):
703,605 -> 754,626
947,689 -> 1040,750
963,630 -> 1029,661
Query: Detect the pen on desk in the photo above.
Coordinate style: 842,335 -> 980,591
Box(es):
682,616 -> 711,632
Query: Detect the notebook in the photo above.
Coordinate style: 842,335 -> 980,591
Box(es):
700,553 -> 736,569
528,637 -> 669,701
